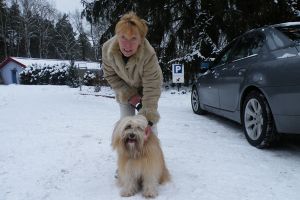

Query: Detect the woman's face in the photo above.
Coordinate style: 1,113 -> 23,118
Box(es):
118,29 -> 142,57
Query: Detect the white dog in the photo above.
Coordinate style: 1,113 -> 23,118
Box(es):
112,115 -> 170,198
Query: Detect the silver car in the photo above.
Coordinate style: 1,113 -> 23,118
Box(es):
191,22 -> 300,148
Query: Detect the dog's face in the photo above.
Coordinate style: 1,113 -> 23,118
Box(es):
112,115 -> 148,158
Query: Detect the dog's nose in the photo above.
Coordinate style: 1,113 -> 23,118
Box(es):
129,133 -> 135,139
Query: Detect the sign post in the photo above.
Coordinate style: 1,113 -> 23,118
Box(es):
78,63 -> 87,91
172,64 -> 184,91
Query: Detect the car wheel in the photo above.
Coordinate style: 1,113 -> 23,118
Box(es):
242,91 -> 278,148
191,86 -> 206,115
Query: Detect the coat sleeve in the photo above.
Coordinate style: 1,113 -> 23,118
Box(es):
138,54 -> 163,124
102,58 -> 137,104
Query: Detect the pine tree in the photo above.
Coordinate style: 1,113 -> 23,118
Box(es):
82,0 -> 300,84
7,2 -> 23,57
77,32 -> 92,60
0,0 -> 7,60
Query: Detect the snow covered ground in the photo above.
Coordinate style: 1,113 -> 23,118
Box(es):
0,85 -> 300,200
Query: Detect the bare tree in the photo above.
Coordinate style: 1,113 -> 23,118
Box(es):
71,10 -> 94,60
34,0 -> 56,58
71,8 -> 106,61
70,9 -> 85,34
19,0 -> 36,57
53,14 -> 78,60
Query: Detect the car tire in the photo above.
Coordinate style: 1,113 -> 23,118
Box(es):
242,91 -> 278,148
191,86 -> 206,115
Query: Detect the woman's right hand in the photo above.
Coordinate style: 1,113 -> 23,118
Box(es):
128,95 -> 141,108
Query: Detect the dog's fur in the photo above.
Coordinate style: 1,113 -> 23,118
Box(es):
112,115 -> 170,198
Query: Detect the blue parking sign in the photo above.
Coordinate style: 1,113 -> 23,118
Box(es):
173,64 -> 183,74
172,64 -> 184,83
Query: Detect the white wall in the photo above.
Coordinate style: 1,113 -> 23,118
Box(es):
0,62 -> 23,84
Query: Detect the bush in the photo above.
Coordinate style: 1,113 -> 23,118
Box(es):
19,63 -> 79,86
66,65 -> 80,88
49,65 -> 69,85
83,71 -> 97,86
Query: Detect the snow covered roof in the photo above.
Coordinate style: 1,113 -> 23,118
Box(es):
0,57 -> 101,70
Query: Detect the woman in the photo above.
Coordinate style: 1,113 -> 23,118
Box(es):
102,11 -> 163,137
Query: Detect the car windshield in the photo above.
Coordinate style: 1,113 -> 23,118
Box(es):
275,25 -> 300,44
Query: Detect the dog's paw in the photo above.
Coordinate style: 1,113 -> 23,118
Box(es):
142,189 -> 158,198
120,189 -> 136,197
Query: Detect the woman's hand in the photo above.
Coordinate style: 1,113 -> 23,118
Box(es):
128,95 -> 142,110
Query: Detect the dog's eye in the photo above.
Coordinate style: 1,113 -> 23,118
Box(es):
125,125 -> 131,130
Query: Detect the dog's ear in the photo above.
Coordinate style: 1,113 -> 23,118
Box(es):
111,120 -> 120,149
111,119 -> 125,150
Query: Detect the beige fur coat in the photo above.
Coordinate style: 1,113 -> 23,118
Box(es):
102,36 -> 163,123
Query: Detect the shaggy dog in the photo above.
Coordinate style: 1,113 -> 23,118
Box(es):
112,115 -> 170,198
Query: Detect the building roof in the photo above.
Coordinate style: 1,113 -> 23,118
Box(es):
0,57 -> 27,69
0,57 -> 101,70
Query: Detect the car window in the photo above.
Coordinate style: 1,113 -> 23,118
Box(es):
265,28 -> 290,50
212,40 -> 237,67
230,33 -> 264,61
275,25 -> 300,44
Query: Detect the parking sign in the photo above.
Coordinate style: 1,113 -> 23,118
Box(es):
172,64 -> 184,83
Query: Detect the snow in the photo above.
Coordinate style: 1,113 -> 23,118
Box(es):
1,85 -> 300,200
11,57 -> 101,70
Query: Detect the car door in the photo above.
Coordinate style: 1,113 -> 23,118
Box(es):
218,32 -> 265,111
198,40 -> 238,108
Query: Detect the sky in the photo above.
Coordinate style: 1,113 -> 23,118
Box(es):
52,0 -> 85,14
1,84 -> 300,200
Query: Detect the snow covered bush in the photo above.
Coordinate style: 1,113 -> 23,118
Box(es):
19,63 -> 79,86
19,64 -> 44,85
50,64 -> 70,85
66,65 -> 79,88
83,71 -> 97,86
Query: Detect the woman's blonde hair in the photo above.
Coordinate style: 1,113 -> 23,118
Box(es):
115,11 -> 148,38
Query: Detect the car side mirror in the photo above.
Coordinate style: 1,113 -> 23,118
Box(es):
200,60 -> 212,72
